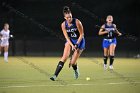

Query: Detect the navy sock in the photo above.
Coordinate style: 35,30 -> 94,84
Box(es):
54,61 -> 64,77
104,56 -> 108,64
72,64 -> 77,70
110,56 -> 114,65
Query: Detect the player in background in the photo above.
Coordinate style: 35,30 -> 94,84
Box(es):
98,15 -> 122,70
0,23 -> 10,62
50,6 -> 85,81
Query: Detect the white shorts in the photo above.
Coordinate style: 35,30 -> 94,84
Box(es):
0,41 -> 9,47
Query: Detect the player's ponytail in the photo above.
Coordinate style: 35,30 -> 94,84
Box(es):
63,6 -> 71,14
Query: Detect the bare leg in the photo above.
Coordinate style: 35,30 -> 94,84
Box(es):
109,44 -> 116,69
50,42 -> 71,81
70,49 -> 83,79
60,42 -> 71,62
103,48 -> 109,70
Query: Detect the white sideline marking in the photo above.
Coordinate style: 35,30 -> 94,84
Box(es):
0,82 -> 140,88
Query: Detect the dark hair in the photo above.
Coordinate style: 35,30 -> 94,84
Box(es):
63,6 -> 71,14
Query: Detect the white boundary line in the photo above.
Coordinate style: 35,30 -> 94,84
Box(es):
0,82 -> 140,88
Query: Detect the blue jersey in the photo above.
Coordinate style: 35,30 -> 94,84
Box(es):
65,18 -> 85,49
102,24 -> 117,48
104,24 -> 116,39
65,18 -> 79,39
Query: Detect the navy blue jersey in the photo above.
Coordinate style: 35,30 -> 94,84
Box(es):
104,23 -> 117,39
65,18 -> 79,39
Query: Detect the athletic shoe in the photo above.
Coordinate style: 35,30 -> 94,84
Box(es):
109,65 -> 114,70
74,68 -> 80,79
104,64 -> 107,70
50,75 -> 57,81
4,59 -> 8,63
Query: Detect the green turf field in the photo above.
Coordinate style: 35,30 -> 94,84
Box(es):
0,57 -> 140,93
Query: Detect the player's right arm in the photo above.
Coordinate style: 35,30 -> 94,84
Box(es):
98,25 -> 108,35
61,22 -> 76,50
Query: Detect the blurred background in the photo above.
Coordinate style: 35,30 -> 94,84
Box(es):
0,0 -> 139,57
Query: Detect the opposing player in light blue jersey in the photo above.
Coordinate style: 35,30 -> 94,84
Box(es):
50,6 -> 85,81
98,15 -> 122,70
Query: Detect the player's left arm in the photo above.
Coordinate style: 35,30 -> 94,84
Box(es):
113,24 -> 122,36
76,19 -> 84,45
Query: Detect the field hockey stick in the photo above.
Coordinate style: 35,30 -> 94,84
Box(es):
95,25 -> 138,41
0,34 -> 14,41
95,25 -> 121,37
69,44 -> 78,68
0,34 -> 14,39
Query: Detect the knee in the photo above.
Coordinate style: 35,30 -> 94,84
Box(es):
104,51 -> 109,56
104,53 -> 109,57
110,51 -> 114,56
